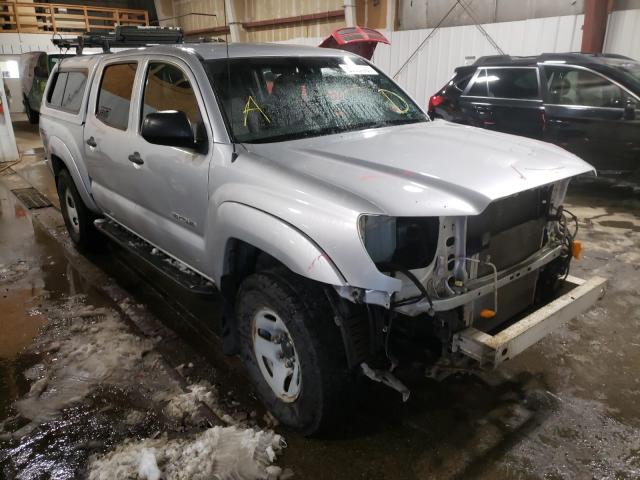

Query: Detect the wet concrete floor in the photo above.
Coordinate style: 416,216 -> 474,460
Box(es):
1,117 -> 639,479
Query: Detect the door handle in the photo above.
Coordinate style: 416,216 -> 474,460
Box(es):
86,136 -> 97,147
128,152 -> 144,165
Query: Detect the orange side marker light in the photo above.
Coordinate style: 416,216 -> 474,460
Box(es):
480,309 -> 496,319
571,241 -> 583,260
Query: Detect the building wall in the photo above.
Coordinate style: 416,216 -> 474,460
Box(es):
356,0 -> 390,29
154,0 -> 345,42
397,0 -> 640,31
170,0 -> 226,33
604,7 -> 640,60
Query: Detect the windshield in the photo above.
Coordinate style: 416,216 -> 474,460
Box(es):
602,57 -> 640,87
205,56 -> 427,143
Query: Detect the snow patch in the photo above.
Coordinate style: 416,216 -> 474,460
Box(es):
14,305 -> 155,427
138,448 -> 161,480
88,426 -> 286,480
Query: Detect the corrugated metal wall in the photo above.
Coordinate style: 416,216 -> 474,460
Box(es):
604,8 -> 640,60
373,14 -> 583,107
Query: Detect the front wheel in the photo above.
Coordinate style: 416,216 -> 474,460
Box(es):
56,169 -> 103,252
236,268 -> 352,435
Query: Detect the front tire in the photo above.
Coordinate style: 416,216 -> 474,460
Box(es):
236,268 -> 351,435
56,169 -> 103,252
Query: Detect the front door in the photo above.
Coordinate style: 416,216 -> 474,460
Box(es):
541,65 -> 640,174
460,67 -> 544,139
125,57 -> 213,271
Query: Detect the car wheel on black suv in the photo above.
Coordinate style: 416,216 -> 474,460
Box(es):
57,169 -> 104,252
236,267 -> 352,435
23,95 -> 39,125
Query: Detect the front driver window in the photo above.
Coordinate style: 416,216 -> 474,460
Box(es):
141,62 -> 206,143
544,66 -> 627,108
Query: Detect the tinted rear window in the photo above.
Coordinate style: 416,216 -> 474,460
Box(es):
48,71 -> 67,107
454,73 -> 474,91
96,63 -> 137,130
61,71 -> 87,112
47,70 -> 88,113
466,69 -> 487,96
466,68 -> 539,99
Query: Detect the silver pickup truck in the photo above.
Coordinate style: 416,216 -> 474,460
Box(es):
39,43 -> 606,434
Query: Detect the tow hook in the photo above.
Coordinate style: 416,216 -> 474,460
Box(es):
360,362 -> 411,402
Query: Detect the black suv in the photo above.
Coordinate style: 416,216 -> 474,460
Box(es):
429,53 -> 640,177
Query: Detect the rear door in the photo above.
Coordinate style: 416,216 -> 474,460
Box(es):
83,60 -> 141,226
541,65 -> 640,174
460,67 -> 544,139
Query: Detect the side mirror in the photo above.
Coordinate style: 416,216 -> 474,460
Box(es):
141,111 -> 195,148
624,101 -> 636,121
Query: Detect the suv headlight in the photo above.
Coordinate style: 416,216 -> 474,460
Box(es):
358,215 -> 439,269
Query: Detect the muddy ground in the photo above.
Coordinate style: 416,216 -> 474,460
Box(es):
1,114 -> 639,479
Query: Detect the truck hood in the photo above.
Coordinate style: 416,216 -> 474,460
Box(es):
245,120 -> 594,216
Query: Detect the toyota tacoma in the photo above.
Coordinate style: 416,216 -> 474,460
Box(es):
39,42 -> 606,434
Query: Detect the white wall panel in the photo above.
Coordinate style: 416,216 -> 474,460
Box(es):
372,14 -> 583,107
0,33 -> 76,54
604,9 -> 640,60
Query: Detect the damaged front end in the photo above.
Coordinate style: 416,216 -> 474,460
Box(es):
332,180 -> 606,394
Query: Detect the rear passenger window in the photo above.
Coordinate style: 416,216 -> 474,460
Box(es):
96,63 -> 137,130
465,68 -> 539,99
48,72 -> 68,107
140,62 -> 205,142
486,68 -> 539,99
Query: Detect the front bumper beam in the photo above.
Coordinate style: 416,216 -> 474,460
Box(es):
452,275 -> 607,367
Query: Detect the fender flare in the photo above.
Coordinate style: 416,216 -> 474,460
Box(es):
48,136 -> 99,212
210,202 -> 346,287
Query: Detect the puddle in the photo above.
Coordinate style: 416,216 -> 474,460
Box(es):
598,220 -> 640,232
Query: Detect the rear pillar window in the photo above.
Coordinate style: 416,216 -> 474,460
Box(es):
47,71 -> 68,107
466,69 -> 488,96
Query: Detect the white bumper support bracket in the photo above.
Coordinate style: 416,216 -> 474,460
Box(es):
452,275 -> 607,367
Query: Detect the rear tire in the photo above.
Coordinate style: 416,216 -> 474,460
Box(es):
24,97 -> 39,124
236,268 -> 352,435
56,169 -> 103,252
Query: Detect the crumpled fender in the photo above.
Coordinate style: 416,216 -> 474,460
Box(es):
47,135 -> 99,212
209,202 -> 346,287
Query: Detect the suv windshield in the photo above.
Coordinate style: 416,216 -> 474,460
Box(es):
602,57 -> 640,87
205,56 -> 427,143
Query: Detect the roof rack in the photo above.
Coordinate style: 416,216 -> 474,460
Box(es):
51,26 -> 184,54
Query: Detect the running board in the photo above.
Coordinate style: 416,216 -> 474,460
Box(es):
93,219 -> 216,295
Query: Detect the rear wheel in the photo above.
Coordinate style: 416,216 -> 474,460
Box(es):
236,268 -> 351,435
23,96 -> 39,124
56,169 -> 103,251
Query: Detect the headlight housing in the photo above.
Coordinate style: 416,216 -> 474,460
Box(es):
358,215 -> 439,269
